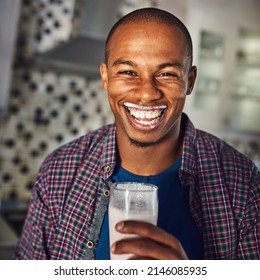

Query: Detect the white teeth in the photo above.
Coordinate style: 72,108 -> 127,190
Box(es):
135,118 -> 159,125
129,108 -> 163,119
124,102 -> 166,123
140,111 -> 145,118
124,102 -> 167,110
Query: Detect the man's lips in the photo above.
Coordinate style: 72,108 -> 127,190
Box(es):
124,102 -> 166,128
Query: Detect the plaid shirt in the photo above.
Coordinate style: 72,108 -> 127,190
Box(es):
14,114 -> 260,259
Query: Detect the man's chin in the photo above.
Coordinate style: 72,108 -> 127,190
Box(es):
129,137 -> 156,148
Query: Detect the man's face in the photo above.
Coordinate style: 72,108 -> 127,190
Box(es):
100,21 -> 196,146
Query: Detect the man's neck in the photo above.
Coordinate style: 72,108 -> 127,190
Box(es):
116,127 -> 184,176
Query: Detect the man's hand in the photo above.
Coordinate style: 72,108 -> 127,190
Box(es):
110,220 -> 189,260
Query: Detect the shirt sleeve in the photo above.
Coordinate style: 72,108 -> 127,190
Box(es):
237,165 -> 260,259
13,170 -> 54,259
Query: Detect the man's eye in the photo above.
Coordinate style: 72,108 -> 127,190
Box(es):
119,70 -> 136,76
160,72 -> 178,78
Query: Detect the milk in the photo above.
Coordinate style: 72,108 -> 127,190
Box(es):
109,205 -> 157,260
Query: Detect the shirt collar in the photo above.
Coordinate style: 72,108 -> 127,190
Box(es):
100,124 -> 117,179
100,114 -> 198,180
180,113 -> 198,178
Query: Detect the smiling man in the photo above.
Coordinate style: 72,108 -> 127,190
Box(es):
14,8 -> 259,260
100,12 -> 196,177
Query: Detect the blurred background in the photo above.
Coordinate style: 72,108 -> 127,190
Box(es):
0,0 -> 259,259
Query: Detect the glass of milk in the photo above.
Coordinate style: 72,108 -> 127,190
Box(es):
108,182 -> 158,260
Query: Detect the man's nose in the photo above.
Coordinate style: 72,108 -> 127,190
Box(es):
136,78 -> 162,102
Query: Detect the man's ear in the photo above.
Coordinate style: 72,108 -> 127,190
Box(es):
187,65 -> 197,95
100,62 -> 108,91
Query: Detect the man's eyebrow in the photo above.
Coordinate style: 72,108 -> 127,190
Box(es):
158,62 -> 185,69
112,59 -> 137,67
112,60 -> 185,69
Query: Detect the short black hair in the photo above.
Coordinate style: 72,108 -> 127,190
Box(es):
105,7 -> 193,67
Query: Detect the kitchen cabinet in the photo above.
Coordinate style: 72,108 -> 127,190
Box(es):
229,28 -> 260,132
194,30 -> 225,112
183,1 -> 260,135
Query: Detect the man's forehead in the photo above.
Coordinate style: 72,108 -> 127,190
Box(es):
113,20 -> 179,34
105,19 -> 191,67
109,21 -> 184,46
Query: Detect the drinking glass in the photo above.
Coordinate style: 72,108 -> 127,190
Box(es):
108,182 -> 158,260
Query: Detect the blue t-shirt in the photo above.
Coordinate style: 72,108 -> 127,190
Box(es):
95,157 -> 203,259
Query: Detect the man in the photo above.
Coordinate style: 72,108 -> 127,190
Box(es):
14,8 -> 259,260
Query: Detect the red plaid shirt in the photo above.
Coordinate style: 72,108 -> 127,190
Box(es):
14,114 -> 260,259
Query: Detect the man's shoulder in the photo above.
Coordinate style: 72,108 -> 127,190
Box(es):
183,115 -> 249,164
183,115 -> 258,172
193,129 -> 259,184
196,129 -> 251,162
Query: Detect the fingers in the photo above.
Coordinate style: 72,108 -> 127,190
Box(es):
128,255 -> 156,260
111,220 -> 188,260
115,220 -> 182,250
112,237 -> 184,260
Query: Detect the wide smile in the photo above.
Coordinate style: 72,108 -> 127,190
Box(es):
124,102 -> 167,130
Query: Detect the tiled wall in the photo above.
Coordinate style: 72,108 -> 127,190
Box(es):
0,69 -> 113,200
0,0 -> 259,202
0,0 -> 114,201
